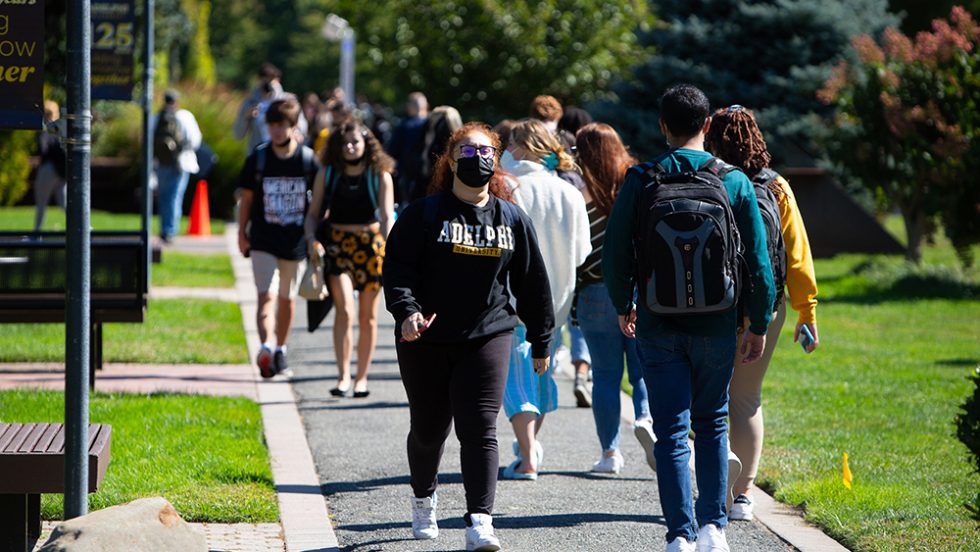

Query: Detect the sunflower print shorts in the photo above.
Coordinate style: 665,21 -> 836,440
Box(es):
323,225 -> 385,292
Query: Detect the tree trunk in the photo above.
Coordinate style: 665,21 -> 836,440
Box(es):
901,208 -> 926,264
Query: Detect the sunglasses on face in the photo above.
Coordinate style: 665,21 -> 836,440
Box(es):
457,144 -> 497,159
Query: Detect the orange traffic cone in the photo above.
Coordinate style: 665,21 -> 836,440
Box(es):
187,180 -> 211,237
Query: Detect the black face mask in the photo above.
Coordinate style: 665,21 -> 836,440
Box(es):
344,155 -> 365,166
455,156 -> 495,188
274,138 -> 292,148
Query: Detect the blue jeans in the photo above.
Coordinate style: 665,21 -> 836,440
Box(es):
636,331 -> 736,543
576,283 -> 650,452
567,317 -> 591,365
156,164 -> 190,239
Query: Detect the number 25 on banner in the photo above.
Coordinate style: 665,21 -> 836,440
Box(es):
93,22 -> 133,53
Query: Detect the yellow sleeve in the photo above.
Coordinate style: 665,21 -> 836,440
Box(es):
313,128 -> 329,158
776,175 -> 818,325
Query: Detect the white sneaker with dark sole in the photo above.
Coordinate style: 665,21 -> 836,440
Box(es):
729,493 -> 754,521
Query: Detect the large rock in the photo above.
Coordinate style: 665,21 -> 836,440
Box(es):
38,497 -> 207,552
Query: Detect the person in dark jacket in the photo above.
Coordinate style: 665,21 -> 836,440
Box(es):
383,122 -> 554,552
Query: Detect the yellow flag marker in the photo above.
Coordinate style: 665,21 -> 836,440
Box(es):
843,452 -> 853,490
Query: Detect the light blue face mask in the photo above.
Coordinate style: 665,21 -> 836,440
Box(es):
500,149 -> 515,167
542,152 -> 559,171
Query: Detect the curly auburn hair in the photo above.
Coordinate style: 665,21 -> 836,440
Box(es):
575,123 -> 636,217
321,121 -> 396,175
428,122 -> 516,203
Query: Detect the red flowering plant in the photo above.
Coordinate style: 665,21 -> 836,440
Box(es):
819,6 -> 980,265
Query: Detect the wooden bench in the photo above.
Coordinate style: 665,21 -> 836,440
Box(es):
0,231 -> 147,386
0,423 -> 112,552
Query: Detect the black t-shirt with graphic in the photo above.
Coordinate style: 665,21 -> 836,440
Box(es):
239,145 -> 317,260
383,192 -> 555,358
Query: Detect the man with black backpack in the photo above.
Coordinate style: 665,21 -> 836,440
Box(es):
153,89 -> 202,243
602,84 -> 775,552
237,98 -> 320,379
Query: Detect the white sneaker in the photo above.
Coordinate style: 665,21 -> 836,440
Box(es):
729,494 -> 754,521
591,449 -> 625,474
696,523 -> 730,552
410,493 -> 438,540
666,536 -> 696,552
633,417 -> 657,472
465,513 -> 501,551
727,449 -> 742,512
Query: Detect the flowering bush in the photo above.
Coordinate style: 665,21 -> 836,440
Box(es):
819,6 -> 980,265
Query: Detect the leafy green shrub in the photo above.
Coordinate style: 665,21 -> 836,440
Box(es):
956,367 -> 980,520
0,130 -> 36,206
177,82 -> 247,219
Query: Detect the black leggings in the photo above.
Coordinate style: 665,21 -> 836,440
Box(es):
397,331 -> 512,515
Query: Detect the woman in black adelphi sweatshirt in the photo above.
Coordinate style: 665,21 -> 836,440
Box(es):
383,122 -> 554,551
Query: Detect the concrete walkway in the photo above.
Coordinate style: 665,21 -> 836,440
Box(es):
285,289 -> 848,550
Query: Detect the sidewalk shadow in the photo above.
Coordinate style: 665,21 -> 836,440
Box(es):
541,470 -> 653,483
323,473 -> 463,495
298,401 -> 409,412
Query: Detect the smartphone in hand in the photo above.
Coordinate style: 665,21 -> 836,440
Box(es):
799,324 -> 815,353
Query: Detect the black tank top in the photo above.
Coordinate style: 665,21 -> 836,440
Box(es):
329,171 -> 378,224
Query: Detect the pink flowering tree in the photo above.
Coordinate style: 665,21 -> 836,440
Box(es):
819,6 -> 980,265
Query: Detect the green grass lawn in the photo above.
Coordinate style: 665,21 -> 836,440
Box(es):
0,205 -> 226,235
153,251 -> 235,288
0,299 -> 247,364
0,390 -> 277,522
757,230 -> 980,551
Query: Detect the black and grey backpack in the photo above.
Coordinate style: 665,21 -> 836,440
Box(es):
632,156 -> 743,316
750,168 -> 787,308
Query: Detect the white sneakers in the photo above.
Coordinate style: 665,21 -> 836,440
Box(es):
633,417 -> 657,472
667,536 -> 696,552
729,493 -> 754,521
411,498 -> 500,551
591,449 -> 625,474
410,493 -> 438,540
696,523 -> 730,552
666,525 -> 730,552
465,513 -> 501,551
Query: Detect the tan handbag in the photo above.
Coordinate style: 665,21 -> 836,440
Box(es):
299,242 -> 328,300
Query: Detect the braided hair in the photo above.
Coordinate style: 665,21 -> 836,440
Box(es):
705,106 -> 783,198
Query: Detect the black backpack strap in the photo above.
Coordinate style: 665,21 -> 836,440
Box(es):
752,167 -> 779,187
699,156 -> 737,180
253,143 -> 269,187
301,146 -> 317,182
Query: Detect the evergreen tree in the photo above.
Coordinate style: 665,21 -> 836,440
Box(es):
595,0 -> 899,164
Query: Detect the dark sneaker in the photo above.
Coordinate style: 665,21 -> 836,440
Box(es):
273,350 -> 288,376
257,347 -> 274,379
573,373 -> 592,408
